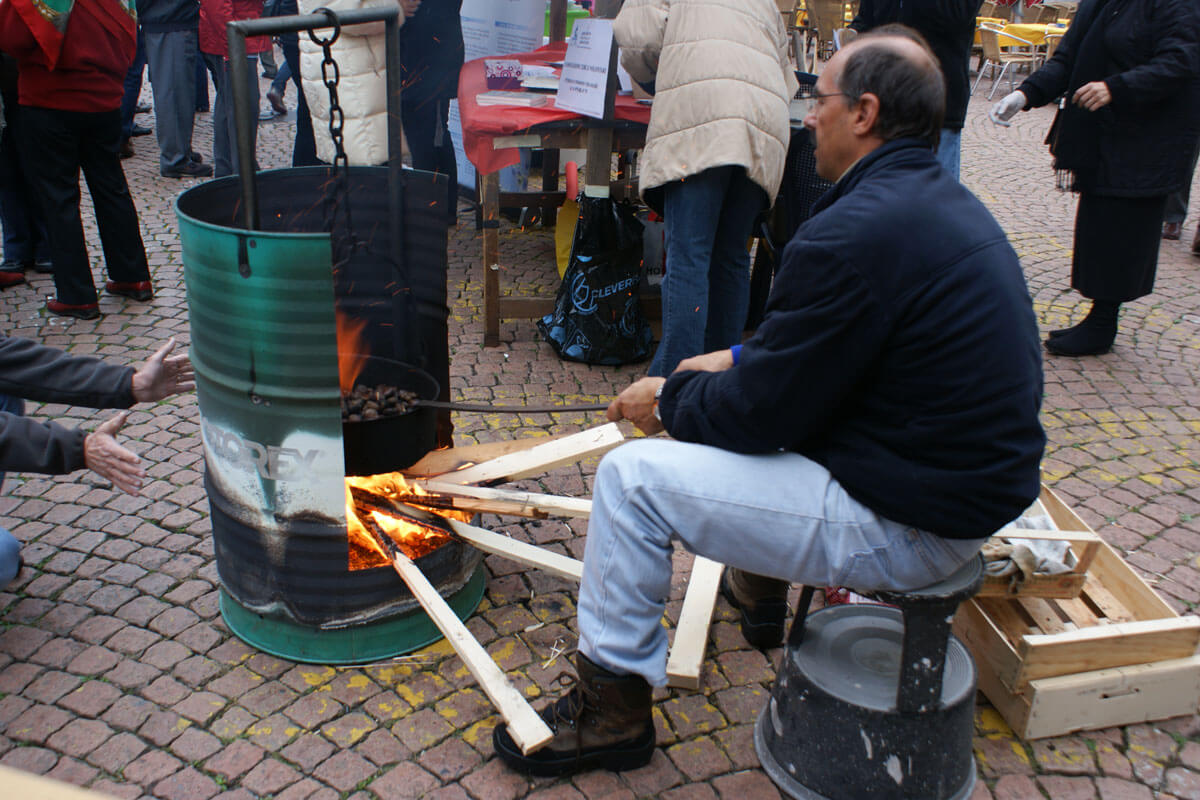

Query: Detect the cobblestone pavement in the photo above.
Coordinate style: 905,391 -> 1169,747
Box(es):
0,70 -> 1199,800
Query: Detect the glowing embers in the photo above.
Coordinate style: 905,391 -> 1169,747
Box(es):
345,472 -> 470,570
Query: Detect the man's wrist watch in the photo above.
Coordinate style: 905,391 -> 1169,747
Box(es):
652,384 -> 663,421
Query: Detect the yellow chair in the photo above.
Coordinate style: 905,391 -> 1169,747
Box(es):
973,26 -> 1037,99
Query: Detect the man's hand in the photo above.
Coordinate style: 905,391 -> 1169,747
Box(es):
84,412 -> 145,495
131,338 -> 195,403
988,91 -> 1026,126
606,377 -> 666,436
675,349 -> 734,374
1072,81 -> 1112,112
399,0 -> 420,17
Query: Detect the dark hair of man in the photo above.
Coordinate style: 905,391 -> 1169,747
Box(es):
835,25 -> 946,150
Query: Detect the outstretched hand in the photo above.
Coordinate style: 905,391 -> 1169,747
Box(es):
132,338 -> 195,403
988,91 -> 1026,126
84,412 -> 145,495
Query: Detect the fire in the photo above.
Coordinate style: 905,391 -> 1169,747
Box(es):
345,472 -> 470,570
336,312 -> 369,395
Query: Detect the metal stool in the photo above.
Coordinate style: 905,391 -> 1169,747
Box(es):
755,554 -> 985,800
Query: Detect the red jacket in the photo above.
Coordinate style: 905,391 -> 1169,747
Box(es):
199,0 -> 269,57
0,0 -> 134,111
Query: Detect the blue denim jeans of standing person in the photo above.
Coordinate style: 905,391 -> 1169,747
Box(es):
650,165 -> 766,377
936,127 -> 961,180
0,393 -> 25,586
145,29 -> 200,172
206,53 -> 260,177
119,27 -> 147,141
280,35 -> 318,166
576,440 -> 988,686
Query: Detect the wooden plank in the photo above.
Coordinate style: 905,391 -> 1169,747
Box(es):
387,549 -> 553,755
1013,616 -> 1200,687
1081,572 -> 1138,623
973,646 -> 1034,737
0,765 -> 122,799
1054,597 -> 1102,628
666,557 -> 725,690
976,597 -> 1035,647
953,599 -> 1023,690
1089,543 -> 1176,620
1022,656 -> 1200,740
482,171 -> 501,347
994,527 -> 1100,543
447,519 -> 583,582
1018,597 -> 1072,635
438,423 -> 624,486
421,481 -> 592,519
978,573 -> 1086,599
405,433 -> 570,479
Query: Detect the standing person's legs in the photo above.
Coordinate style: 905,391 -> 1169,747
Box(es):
403,97 -> 458,224
205,52 -> 233,176
195,50 -> 210,112
119,27 -> 147,142
577,440 -> 984,686
281,36 -> 317,166
18,107 -> 98,307
78,109 -> 151,288
649,166 -> 731,377
704,168 -> 764,353
145,29 -> 200,173
1164,134 -> 1200,230
935,127 -> 962,180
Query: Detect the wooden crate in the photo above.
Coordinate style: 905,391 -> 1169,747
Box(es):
954,486 -> 1200,739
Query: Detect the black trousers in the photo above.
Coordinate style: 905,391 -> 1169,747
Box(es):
402,96 -> 458,225
18,106 -> 149,305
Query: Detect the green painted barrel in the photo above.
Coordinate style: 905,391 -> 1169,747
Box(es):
176,166 -> 481,664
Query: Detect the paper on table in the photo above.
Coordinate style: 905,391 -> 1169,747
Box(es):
556,18 -> 615,119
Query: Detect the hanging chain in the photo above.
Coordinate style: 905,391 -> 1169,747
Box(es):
308,8 -> 358,265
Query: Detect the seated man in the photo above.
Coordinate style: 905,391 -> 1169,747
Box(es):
493,27 -> 1045,777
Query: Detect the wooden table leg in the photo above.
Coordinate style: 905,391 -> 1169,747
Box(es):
482,171 -> 501,347
584,128 -> 613,196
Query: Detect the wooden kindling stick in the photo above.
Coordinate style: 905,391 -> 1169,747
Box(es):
365,520 -> 554,755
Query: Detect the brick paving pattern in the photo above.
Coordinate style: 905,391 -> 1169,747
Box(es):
0,67 -> 1198,800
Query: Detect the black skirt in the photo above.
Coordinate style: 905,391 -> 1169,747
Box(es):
1071,193 -> 1168,302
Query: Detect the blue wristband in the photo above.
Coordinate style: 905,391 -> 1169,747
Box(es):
730,344 -> 742,366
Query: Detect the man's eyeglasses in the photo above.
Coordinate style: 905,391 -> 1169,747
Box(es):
791,91 -> 851,120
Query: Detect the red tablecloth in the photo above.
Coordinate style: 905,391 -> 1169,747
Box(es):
457,42 -> 652,176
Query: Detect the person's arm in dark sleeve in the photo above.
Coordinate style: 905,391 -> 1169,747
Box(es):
0,412 -> 87,474
659,241 -> 888,452
1019,0 -> 1093,107
1104,0 -> 1199,109
849,0 -> 875,32
0,335 -> 135,408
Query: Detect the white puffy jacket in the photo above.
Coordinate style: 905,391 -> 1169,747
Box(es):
614,0 -> 798,202
298,0 -> 402,165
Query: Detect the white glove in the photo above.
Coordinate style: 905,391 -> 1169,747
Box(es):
989,91 -> 1026,126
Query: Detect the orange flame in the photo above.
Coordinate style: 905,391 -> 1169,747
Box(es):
345,472 -> 470,570
336,312 -> 369,394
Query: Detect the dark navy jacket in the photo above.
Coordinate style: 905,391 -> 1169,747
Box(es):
659,140 -> 1045,540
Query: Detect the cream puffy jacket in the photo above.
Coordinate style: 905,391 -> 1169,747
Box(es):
614,0 -> 798,203
298,0 -> 402,165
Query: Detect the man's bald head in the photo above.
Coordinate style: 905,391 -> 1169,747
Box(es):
832,27 -> 947,149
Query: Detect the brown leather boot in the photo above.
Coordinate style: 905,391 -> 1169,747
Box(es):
721,568 -> 790,649
492,652 -> 654,776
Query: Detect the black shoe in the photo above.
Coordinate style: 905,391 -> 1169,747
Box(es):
33,258 -> 52,274
261,68 -> 278,79
1045,326 -> 1116,356
493,653 -> 655,777
131,124 -> 152,137
135,102 -> 152,114
720,568 -> 789,649
119,137 -> 135,159
0,259 -> 30,272
189,151 -> 203,163
161,161 -> 214,178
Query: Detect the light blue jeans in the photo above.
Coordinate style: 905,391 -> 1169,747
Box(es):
577,440 -> 987,686
936,128 -> 961,180
0,393 -> 24,586
649,165 -> 766,377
